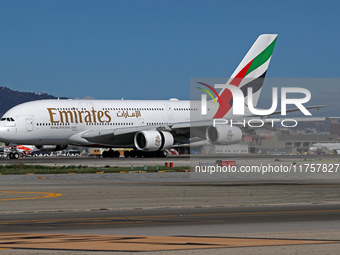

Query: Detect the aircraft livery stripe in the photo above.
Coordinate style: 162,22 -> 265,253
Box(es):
213,70 -> 267,119
244,37 -> 277,77
229,60 -> 254,86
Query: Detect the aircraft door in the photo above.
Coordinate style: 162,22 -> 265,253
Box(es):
164,104 -> 173,116
138,118 -> 145,125
26,118 -> 33,131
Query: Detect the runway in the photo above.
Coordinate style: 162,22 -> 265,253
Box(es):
1,205 -> 340,235
0,155 -> 340,254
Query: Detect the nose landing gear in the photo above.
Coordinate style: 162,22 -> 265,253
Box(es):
8,152 -> 19,159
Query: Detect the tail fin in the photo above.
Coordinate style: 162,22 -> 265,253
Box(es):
214,34 -> 278,118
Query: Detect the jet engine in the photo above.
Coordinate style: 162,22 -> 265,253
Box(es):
34,145 -> 68,151
134,131 -> 174,151
206,125 -> 242,145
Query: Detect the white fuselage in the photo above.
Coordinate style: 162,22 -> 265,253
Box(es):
0,99 -> 197,147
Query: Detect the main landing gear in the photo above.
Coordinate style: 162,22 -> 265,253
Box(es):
101,149 -> 166,158
102,149 -> 120,158
124,150 -> 166,158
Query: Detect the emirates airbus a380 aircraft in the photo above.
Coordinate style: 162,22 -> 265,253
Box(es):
0,34 -> 280,159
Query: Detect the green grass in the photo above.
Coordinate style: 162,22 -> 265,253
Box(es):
0,163 -> 190,175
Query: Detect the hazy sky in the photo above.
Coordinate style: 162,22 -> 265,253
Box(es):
0,0 -> 339,100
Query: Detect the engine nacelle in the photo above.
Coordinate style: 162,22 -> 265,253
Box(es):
34,145 -> 68,151
206,125 -> 242,145
134,131 -> 174,151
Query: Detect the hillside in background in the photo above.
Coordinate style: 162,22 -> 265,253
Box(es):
0,87 -> 67,117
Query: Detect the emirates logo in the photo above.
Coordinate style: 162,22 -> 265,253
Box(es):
227,130 -> 233,140
155,135 -> 161,146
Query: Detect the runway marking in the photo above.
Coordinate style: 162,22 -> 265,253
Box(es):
0,233 -> 338,251
0,191 -> 62,201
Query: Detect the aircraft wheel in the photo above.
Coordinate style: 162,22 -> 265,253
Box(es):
114,151 -> 120,158
157,151 -> 166,157
149,152 -> 157,157
102,151 -> 108,158
108,150 -> 115,158
9,153 -> 19,159
143,152 -> 151,158
124,151 -> 130,158
130,150 -> 136,158
137,151 -> 143,158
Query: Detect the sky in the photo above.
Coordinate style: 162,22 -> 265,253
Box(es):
0,0 -> 339,102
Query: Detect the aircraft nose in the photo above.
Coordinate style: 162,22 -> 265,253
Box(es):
0,123 -> 10,143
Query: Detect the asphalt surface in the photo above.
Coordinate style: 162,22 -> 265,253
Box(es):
1,204 -> 340,235
0,155 -> 340,254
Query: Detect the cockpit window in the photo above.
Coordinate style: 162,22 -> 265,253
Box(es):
1,117 -> 15,121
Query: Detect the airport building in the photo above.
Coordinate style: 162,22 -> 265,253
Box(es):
191,131 -> 339,155
330,119 -> 340,136
259,134 -> 338,154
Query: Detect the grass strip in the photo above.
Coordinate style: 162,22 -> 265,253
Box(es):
0,164 -> 190,175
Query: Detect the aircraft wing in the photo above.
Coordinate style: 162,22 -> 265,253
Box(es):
80,124 -> 184,146
80,120 -> 212,146
81,116 -> 329,144
82,126 -> 155,138
81,126 -> 155,146
79,112 -> 334,148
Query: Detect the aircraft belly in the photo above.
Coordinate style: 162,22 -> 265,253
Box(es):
82,133 -> 135,147
17,128 -> 73,145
